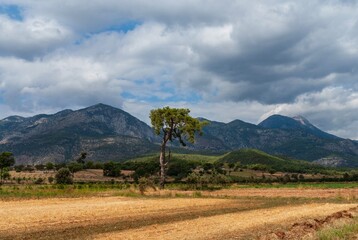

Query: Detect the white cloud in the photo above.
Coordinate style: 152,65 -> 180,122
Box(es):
259,87 -> 358,139
0,15 -> 74,58
0,0 -> 357,139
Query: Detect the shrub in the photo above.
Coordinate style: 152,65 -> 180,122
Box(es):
103,161 -> 121,177
34,178 -> 44,184
55,168 -> 73,184
48,176 -> 54,184
45,162 -> 54,171
138,177 -> 156,195
14,165 -> 24,172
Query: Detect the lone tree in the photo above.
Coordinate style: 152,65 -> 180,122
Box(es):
55,168 -> 73,184
0,152 -> 15,184
150,107 -> 207,189
76,152 -> 87,164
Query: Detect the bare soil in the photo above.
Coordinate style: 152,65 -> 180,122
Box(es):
0,196 -> 356,240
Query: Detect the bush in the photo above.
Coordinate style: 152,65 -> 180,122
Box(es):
55,168 -> 73,184
14,165 -> 24,172
45,162 -> 54,171
34,178 -> 44,184
138,177 -> 156,195
103,161 -> 121,177
16,177 -> 22,184
67,162 -> 83,173
48,176 -> 54,184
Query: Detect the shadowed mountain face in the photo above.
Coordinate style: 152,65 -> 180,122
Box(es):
0,104 -> 357,167
195,117 -> 358,167
258,114 -> 338,140
0,104 -> 158,164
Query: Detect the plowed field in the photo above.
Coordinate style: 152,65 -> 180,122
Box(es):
0,195 -> 356,239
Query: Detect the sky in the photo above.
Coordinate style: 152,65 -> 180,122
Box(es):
0,0 -> 357,139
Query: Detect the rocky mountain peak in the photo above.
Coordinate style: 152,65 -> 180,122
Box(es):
1,115 -> 26,123
292,115 -> 310,126
259,114 -> 338,140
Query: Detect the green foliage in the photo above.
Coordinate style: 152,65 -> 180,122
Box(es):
24,165 -> 35,172
150,106 -> 207,144
14,164 -> 24,172
129,159 -> 160,181
103,161 -> 122,177
167,159 -> 196,179
186,171 -> 229,189
0,152 -> 15,183
76,152 -> 87,164
34,178 -> 44,184
138,177 -> 156,195
35,164 -> 45,171
1,168 -> 10,180
0,152 -> 15,169
317,217 -> 358,239
219,148 -> 328,174
45,162 -> 54,171
48,176 -> 54,184
55,168 -> 73,184
247,163 -> 271,171
67,162 -> 83,173
55,162 -> 67,170
84,160 -> 94,169
130,153 -> 221,164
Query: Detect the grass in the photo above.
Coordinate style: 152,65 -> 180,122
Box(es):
219,148 -> 333,174
316,217 -> 358,239
0,183 -> 136,200
230,182 -> 358,189
1,181 -> 358,200
127,152 -> 223,164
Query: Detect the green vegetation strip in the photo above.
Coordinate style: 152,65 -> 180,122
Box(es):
229,182 -> 358,189
0,184 -> 135,200
317,217 -> 358,240
1,182 -> 358,200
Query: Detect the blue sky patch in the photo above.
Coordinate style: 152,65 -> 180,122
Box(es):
0,4 -> 23,21
105,20 -> 142,33
121,90 -> 201,103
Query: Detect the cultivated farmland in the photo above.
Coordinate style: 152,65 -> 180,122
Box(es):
1,186 -> 357,239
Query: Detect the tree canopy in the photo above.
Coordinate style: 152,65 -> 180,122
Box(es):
0,152 -> 15,184
150,106 -> 207,188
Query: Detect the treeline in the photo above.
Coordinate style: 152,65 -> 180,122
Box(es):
13,161 -> 103,173
7,155 -> 358,187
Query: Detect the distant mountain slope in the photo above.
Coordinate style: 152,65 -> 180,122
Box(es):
194,117 -> 358,167
0,104 -> 357,167
0,104 -> 158,164
258,114 -> 338,139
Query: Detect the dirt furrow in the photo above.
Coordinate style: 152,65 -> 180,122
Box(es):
0,197 -> 265,239
94,203 -> 357,240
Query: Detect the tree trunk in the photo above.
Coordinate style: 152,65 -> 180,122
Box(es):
159,143 -> 166,189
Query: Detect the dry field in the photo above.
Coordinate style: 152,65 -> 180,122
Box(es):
138,187 -> 358,201
9,169 -> 114,183
1,191 -> 357,240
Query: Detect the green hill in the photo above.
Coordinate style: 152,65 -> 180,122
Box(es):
218,149 -> 328,173
127,153 -> 222,164
126,149 -> 331,175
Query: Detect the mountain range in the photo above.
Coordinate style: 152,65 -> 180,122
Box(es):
0,103 -> 357,167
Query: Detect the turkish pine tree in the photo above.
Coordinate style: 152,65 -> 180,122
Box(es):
150,107 -> 207,189
0,152 -> 15,184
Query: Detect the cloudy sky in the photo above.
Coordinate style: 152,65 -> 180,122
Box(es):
0,0 -> 357,139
